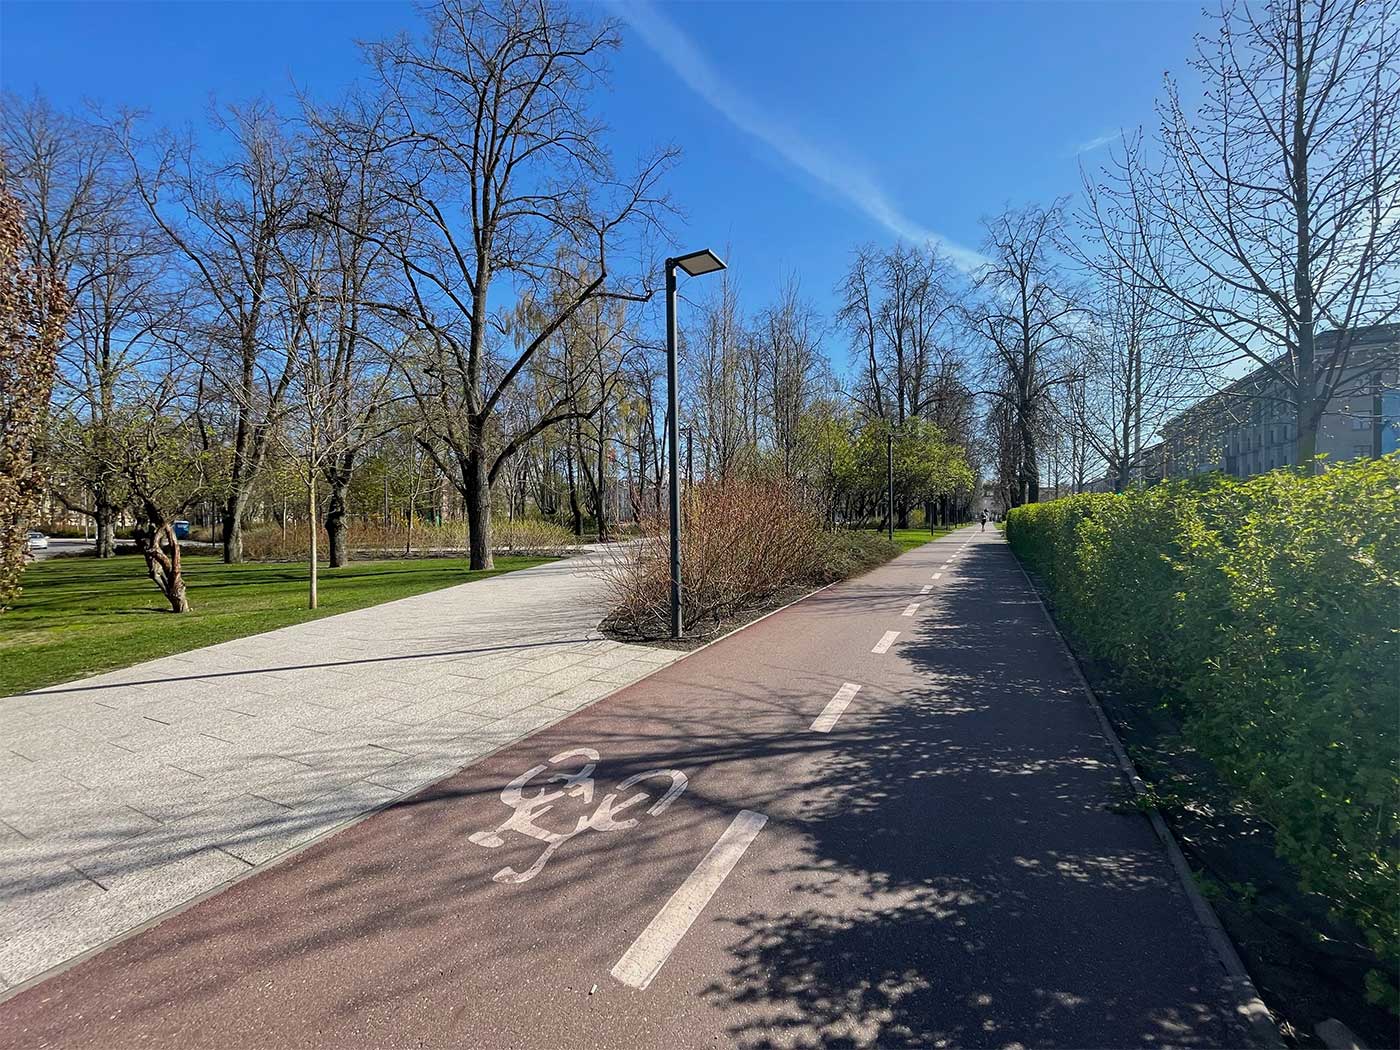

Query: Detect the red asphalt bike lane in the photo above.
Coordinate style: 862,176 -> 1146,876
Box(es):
0,528 -> 1258,1049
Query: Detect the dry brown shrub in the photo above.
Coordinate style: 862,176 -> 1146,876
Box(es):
600,475 -> 882,639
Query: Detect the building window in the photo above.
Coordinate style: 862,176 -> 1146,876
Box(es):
1352,444 -> 1371,459
1351,416 -> 1371,430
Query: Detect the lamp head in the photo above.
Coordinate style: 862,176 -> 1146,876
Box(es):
671,248 -> 726,277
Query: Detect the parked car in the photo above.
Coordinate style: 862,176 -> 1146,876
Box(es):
26,531 -> 49,550
173,520 -> 191,540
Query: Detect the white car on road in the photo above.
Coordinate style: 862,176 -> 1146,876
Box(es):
26,531 -> 49,551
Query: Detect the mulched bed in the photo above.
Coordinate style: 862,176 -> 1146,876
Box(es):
599,582 -> 818,652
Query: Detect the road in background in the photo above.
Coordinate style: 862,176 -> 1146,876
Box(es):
27,538 -> 94,561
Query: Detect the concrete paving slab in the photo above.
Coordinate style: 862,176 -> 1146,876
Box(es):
0,553 -> 679,989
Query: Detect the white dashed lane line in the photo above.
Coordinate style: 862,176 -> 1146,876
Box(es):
932,572 -> 943,580
902,603 -> 920,617
810,682 -> 862,733
611,810 -> 769,990
872,631 -> 899,654
920,584 -> 932,594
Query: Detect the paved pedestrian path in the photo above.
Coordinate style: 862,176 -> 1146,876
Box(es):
0,553 -> 677,991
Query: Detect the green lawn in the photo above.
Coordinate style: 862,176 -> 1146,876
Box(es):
1,553 -> 551,696
881,525 -> 962,552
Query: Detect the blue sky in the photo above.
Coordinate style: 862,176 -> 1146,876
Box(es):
2,0 -> 1207,326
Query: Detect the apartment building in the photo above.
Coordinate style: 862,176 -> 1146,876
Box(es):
1158,324 -> 1399,479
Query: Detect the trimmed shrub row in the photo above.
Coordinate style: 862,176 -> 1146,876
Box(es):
1006,456 -> 1400,1011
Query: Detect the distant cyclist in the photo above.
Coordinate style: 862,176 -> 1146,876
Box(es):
979,510 -> 989,532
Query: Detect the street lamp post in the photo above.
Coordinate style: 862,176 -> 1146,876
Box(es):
666,248 -> 727,640
886,431 -> 894,541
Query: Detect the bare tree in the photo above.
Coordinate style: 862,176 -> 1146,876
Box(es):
685,271 -> 753,480
1,94 -> 160,556
300,97 -> 405,566
1087,0 -> 1400,468
838,242 -> 962,429
114,102 -> 306,562
526,266 -> 637,542
346,0 -> 672,569
267,178 -> 402,605
115,370 -> 213,613
967,202 -> 1080,506
1067,201 -> 1203,489
755,276 -> 828,476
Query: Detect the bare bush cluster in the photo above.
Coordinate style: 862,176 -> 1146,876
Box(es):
599,475 -> 892,640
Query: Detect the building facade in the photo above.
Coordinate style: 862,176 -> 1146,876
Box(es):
1158,325 -> 1399,480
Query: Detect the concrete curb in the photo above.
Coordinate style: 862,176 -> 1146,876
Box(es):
1006,540 -> 1283,1050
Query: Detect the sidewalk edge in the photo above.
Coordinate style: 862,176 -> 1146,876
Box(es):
1007,543 -> 1283,1050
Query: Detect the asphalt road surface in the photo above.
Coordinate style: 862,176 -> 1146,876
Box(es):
0,528 -> 1256,1049
26,538 -> 94,561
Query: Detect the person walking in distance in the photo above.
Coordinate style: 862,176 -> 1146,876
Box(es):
979,509 -> 989,532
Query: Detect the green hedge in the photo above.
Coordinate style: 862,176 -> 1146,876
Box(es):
1007,456 -> 1400,1010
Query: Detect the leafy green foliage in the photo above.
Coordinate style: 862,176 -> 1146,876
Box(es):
1007,457 -> 1400,1011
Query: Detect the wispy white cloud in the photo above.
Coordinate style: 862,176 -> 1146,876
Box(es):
1072,131 -> 1119,157
613,1 -> 986,271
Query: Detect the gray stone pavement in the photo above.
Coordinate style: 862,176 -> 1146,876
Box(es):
0,553 -> 678,991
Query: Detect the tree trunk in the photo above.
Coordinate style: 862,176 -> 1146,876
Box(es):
220,492 -> 245,564
565,446 -> 583,537
325,474 -> 350,568
595,431 -> 609,543
1296,403 -> 1322,472
135,519 -> 189,613
1114,455 -> 1130,493
1019,416 -> 1040,505
465,444 -> 493,570
93,490 -> 117,558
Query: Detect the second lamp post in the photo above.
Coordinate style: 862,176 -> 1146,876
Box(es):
665,248 -> 726,640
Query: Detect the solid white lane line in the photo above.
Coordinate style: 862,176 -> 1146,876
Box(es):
611,810 -> 768,990
810,682 -> 861,733
932,572 -> 943,580
872,630 -> 899,654
920,584 -> 932,594
902,603 -> 920,617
